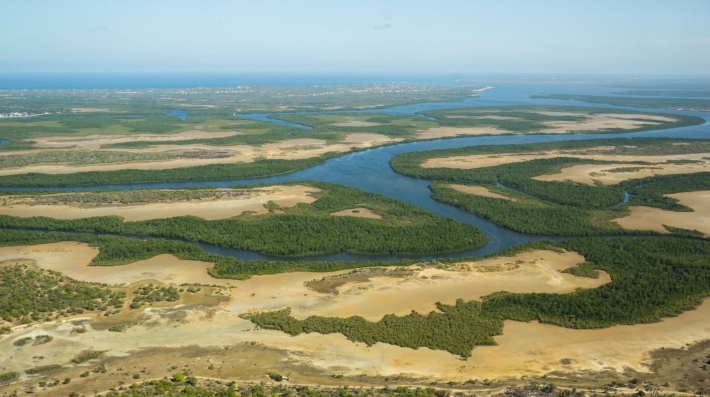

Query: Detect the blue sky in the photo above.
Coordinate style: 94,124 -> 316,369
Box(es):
1,0 -> 709,75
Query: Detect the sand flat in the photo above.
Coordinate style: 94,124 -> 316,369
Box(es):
228,249 -> 608,321
4,299 -> 710,383
415,126 -> 512,139
416,112 -> 676,139
613,190 -> 710,236
539,113 -> 670,133
534,160 -> 710,185
0,185 -> 320,221
423,148 -> 710,171
341,133 -> 401,145
0,155 -> 254,176
10,243 -> 602,322
330,207 -> 382,219
3,243 -> 710,381
331,118 -> 382,127
28,130 -> 243,150
448,184 -> 517,201
0,134 -> 402,175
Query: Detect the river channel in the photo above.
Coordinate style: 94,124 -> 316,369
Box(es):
7,84 -> 710,262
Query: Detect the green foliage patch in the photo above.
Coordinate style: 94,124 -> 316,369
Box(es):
0,262 -> 123,324
0,182 -> 487,257
25,364 -> 61,374
71,351 -> 107,364
130,284 -> 180,309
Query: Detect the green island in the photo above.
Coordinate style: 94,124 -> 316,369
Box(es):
389,138 -> 710,236
243,237 -> 710,358
532,93 -> 710,111
0,182 -> 487,256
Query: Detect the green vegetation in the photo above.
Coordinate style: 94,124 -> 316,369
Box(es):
268,372 -> 284,381
0,372 -> 19,383
33,334 -> 53,345
0,153 -> 344,187
4,187 -> 253,207
130,284 -> 180,309
12,336 -> 32,346
561,262 -> 600,278
93,378 -> 453,397
390,138 -> 710,235
71,351 -> 107,364
428,182 -> 634,236
626,172 -> 710,211
108,325 -> 126,332
532,94 -> 710,112
0,150 -> 179,169
664,225 -> 705,238
245,237 -> 710,358
607,166 -> 659,173
25,364 -> 61,374
0,182 -> 487,257
0,229 -> 422,280
0,262 -> 123,324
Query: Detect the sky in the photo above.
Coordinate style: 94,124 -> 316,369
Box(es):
1,0 -> 709,75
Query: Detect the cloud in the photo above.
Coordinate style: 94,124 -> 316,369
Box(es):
373,23 -> 393,30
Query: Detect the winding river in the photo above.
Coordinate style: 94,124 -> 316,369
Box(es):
9,84 -> 710,262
